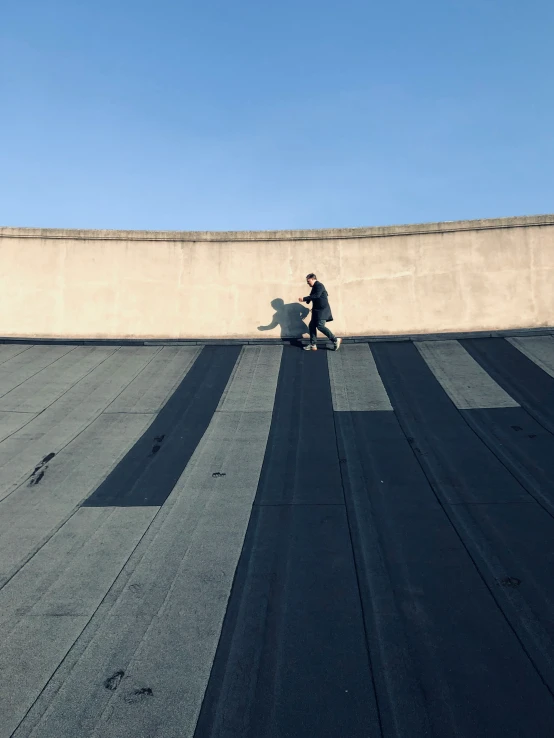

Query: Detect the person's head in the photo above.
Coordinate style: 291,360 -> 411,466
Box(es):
306,273 -> 317,287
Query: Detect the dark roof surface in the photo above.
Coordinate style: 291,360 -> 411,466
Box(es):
2,337 -> 554,737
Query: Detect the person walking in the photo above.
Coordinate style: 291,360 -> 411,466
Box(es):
299,273 -> 342,351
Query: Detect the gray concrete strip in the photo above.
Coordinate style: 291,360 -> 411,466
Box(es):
416,339 -> 519,409
0,508 -> 111,628
14,347 -> 281,738
1,507 -> 157,624
328,343 -> 392,411
0,413 -> 155,584
0,411 -> 38,443
3,617 -> 90,738
105,346 -> 201,413
0,507 -> 157,738
0,344 -> 33,365
0,347 -> 117,413
217,345 -> 283,412
0,347 -> 161,502
508,336 -> 554,378
0,345 -> 76,398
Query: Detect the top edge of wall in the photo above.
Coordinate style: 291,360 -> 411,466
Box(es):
1,214 -> 554,243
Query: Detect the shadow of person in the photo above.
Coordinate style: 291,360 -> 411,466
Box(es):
258,298 -> 310,340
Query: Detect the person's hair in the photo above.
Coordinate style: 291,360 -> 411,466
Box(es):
306,273 -> 317,280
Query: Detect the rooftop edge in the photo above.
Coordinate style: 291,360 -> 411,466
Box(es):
1,213 -> 554,242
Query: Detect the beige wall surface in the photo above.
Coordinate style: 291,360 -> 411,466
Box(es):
0,214 -> 553,340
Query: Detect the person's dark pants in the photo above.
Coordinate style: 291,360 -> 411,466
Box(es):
309,317 -> 336,345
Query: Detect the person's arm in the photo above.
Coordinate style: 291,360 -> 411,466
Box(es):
257,316 -> 279,331
303,282 -> 324,303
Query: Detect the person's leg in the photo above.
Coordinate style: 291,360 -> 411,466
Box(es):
305,316 -> 317,348
317,320 -> 342,350
317,320 -> 336,342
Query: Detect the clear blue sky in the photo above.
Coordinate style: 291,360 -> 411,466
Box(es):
1,0 -> 553,231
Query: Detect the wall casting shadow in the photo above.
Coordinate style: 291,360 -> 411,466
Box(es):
258,299 -> 310,345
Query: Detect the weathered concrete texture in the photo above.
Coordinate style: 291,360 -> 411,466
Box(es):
0,346 -> 200,584
10,346 -> 281,738
4,340 -> 554,737
1,214 -> 553,340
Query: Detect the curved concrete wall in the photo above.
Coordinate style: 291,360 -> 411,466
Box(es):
0,214 -> 553,340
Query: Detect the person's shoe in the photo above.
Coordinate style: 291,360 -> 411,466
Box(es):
303,344 -> 317,351
333,338 -> 342,351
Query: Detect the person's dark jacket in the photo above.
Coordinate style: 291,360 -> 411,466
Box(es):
303,281 -> 333,322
